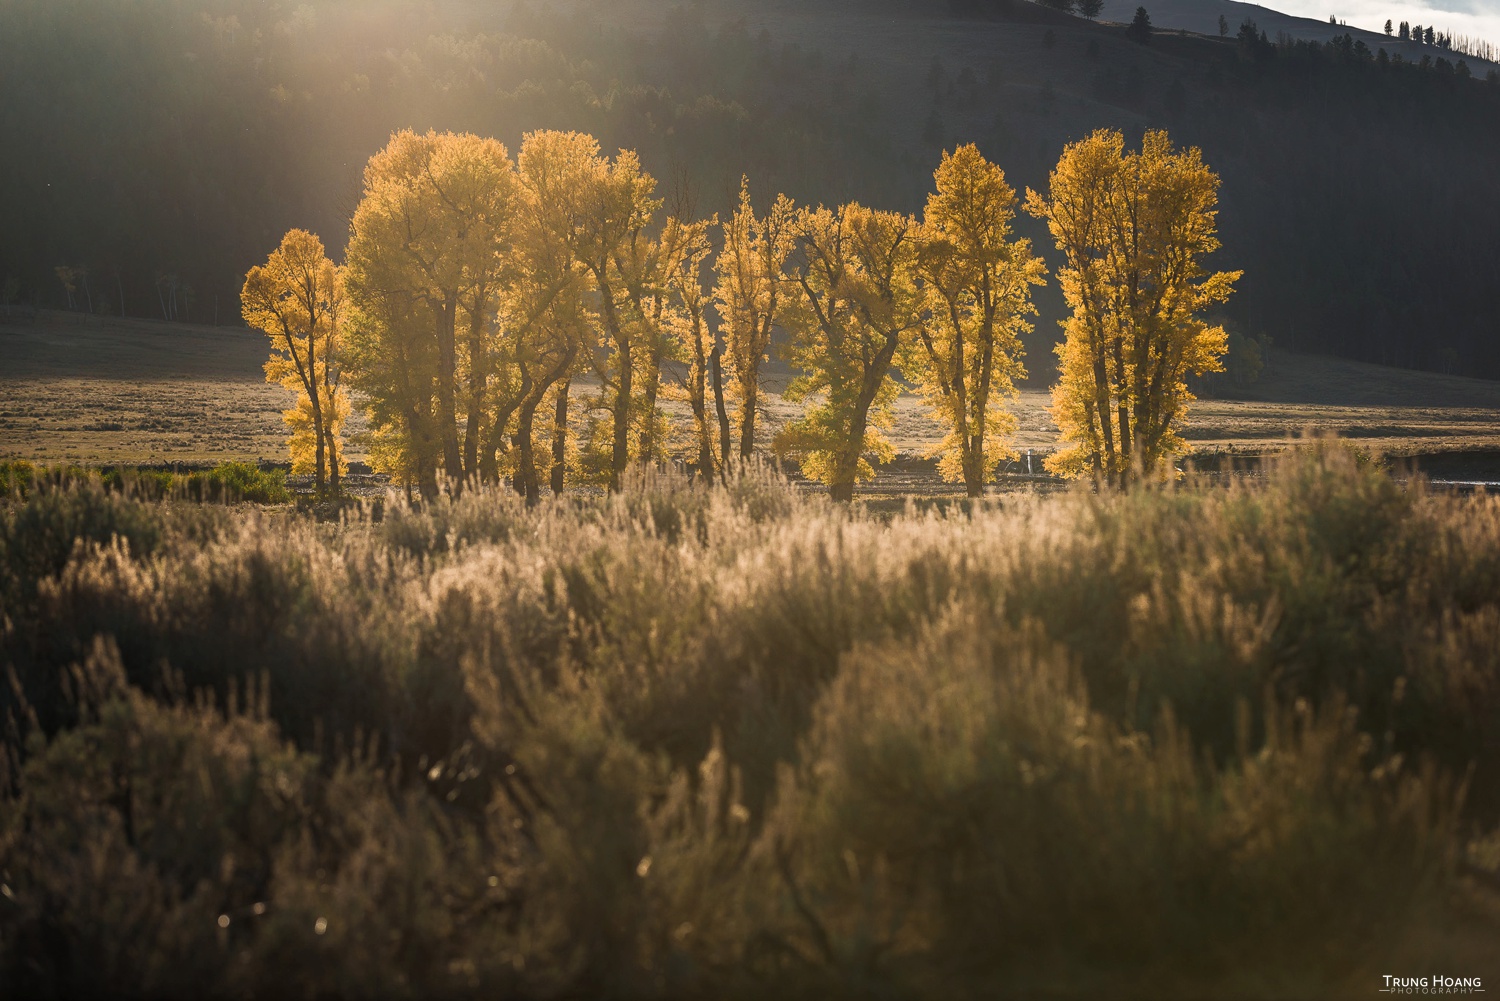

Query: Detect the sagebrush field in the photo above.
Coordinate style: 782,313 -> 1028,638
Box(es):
3,445 -> 1499,998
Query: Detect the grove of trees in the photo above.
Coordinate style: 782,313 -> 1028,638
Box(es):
245,128 -> 1234,498
1027,130 -> 1238,485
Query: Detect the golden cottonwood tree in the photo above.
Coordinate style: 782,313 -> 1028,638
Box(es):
501,132 -> 601,504
903,145 -> 1046,497
658,214 -> 723,478
241,229 -> 348,491
622,215 -> 696,467
777,204 -> 923,502
713,179 -> 797,460
1026,129 -> 1239,485
519,131 -> 660,491
343,130 -> 519,495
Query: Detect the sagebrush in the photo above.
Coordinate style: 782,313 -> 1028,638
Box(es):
2,447 -> 1498,999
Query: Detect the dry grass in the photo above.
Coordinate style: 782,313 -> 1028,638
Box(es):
0,311 -> 365,467
7,311 -> 1500,480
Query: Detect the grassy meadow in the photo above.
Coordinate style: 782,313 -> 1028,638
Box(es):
3,444 -> 1500,998
8,310 -> 1500,486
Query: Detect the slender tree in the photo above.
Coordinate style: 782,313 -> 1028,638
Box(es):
662,214 -> 722,479
1126,6 -> 1152,44
241,229 -> 348,491
502,136 -> 600,504
902,145 -> 1047,497
777,204 -> 922,501
713,178 -> 797,461
1026,129 -> 1240,486
520,131 -> 661,491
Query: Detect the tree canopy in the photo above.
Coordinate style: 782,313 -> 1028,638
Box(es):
1026,129 -> 1239,484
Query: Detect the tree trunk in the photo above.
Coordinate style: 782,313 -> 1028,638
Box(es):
326,398 -> 341,493
308,327 -> 326,491
967,317 -> 997,499
511,369 -> 534,497
738,378 -> 758,460
435,293 -> 463,486
519,346 -> 578,505
551,378 -> 570,496
486,394 -> 520,485
1089,326 -> 1116,484
1111,334 -> 1132,489
830,352 -> 893,503
463,302 -> 488,480
639,336 -> 662,462
516,396 -> 541,506
688,320 -> 714,478
598,291 -> 631,492
412,412 -> 439,501
710,344 -> 732,479
831,399 -> 872,503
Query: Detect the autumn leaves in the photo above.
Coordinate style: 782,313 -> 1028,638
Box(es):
1028,130 -> 1240,487
242,126 -> 1236,499
240,230 -> 349,492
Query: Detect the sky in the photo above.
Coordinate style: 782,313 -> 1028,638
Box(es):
1276,0 -> 1500,45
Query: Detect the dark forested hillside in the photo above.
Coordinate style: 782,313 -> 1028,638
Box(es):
2,0 -> 1498,377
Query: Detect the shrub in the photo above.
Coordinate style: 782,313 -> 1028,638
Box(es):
3,445 -> 1499,996
181,462 -> 291,504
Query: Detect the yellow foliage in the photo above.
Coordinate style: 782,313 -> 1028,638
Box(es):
902,145 -> 1047,495
515,129 -> 662,490
713,177 -> 797,458
343,129 -> 520,491
660,213 -> 723,475
776,203 -> 922,500
1026,129 -> 1240,484
241,228 -> 348,490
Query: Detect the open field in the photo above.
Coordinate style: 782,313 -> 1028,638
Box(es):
6,309 -> 1500,483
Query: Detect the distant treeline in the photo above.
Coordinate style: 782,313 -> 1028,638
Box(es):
2,0 -> 1498,375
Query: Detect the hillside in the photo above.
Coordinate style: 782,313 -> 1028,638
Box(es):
1098,0 -> 1496,66
1,0 -> 1498,380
